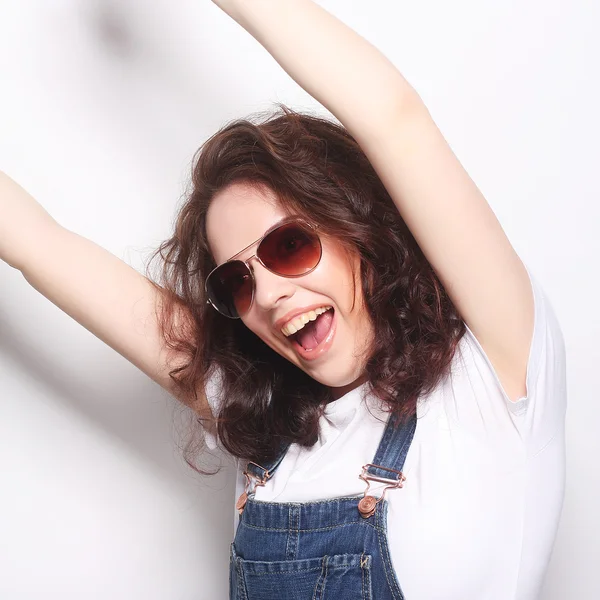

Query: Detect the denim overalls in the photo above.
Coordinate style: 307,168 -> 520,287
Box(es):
229,410 -> 417,600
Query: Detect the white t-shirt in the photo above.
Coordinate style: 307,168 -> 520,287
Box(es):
204,264 -> 567,600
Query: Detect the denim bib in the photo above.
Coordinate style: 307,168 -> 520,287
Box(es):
229,410 -> 417,599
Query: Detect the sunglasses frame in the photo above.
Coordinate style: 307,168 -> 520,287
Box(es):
205,217 -> 322,319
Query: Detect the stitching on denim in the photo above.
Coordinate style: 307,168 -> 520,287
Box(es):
244,561 -> 361,577
361,553 -> 366,599
312,557 -> 325,600
236,553 -> 249,600
241,519 -> 379,534
376,526 -> 400,599
247,566 -> 323,577
376,503 -> 404,600
247,495 -> 363,508
362,554 -> 373,600
286,504 -> 300,560
311,560 -> 319,600
319,555 -> 329,600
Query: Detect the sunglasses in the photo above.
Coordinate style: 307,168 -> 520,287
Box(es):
205,218 -> 322,319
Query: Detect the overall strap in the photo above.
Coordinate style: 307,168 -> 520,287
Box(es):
236,410 -> 417,516
356,410 -> 417,518
245,438 -> 292,482
244,411 -> 418,487
368,411 -> 417,477
236,439 -> 292,514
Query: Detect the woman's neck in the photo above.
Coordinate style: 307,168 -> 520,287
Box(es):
329,373 -> 368,401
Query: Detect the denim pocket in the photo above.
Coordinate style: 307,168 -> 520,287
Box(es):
230,543 -> 372,600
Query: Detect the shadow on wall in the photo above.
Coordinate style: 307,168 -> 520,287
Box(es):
0,307 -> 230,490
75,0 -> 254,150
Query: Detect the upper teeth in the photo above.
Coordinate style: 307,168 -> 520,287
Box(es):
281,306 -> 332,337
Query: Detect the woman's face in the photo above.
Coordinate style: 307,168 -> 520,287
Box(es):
206,182 -> 374,398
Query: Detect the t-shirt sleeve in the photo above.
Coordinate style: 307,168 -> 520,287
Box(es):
455,263 -> 567,453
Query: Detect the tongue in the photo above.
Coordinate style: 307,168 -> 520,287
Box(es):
295,310 -> 333,351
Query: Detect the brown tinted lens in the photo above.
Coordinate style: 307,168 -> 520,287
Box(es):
258,222 -> 321,276
206,260 -> 253,318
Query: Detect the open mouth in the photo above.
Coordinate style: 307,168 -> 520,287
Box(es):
287,307 -> 336,358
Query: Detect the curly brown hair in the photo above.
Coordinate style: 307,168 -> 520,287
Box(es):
145,104 -> 466,474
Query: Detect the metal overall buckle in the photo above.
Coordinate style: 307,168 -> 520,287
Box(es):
357,463 -> 406,518
235,462 -> 271,515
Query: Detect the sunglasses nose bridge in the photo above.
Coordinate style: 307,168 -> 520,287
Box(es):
250,255 -> 297,311
244,253 -> 260,269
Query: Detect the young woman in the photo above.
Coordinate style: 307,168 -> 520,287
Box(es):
0,1 -> 567,598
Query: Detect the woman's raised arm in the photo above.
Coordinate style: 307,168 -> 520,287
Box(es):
0,171 -> 209,414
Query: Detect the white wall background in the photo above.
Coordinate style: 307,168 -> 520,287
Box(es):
0,0 -> 597,598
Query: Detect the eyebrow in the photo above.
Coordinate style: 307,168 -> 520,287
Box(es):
224,215 -> 295,263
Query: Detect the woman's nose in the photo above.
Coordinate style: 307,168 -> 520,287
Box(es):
248,257 -> 296,312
